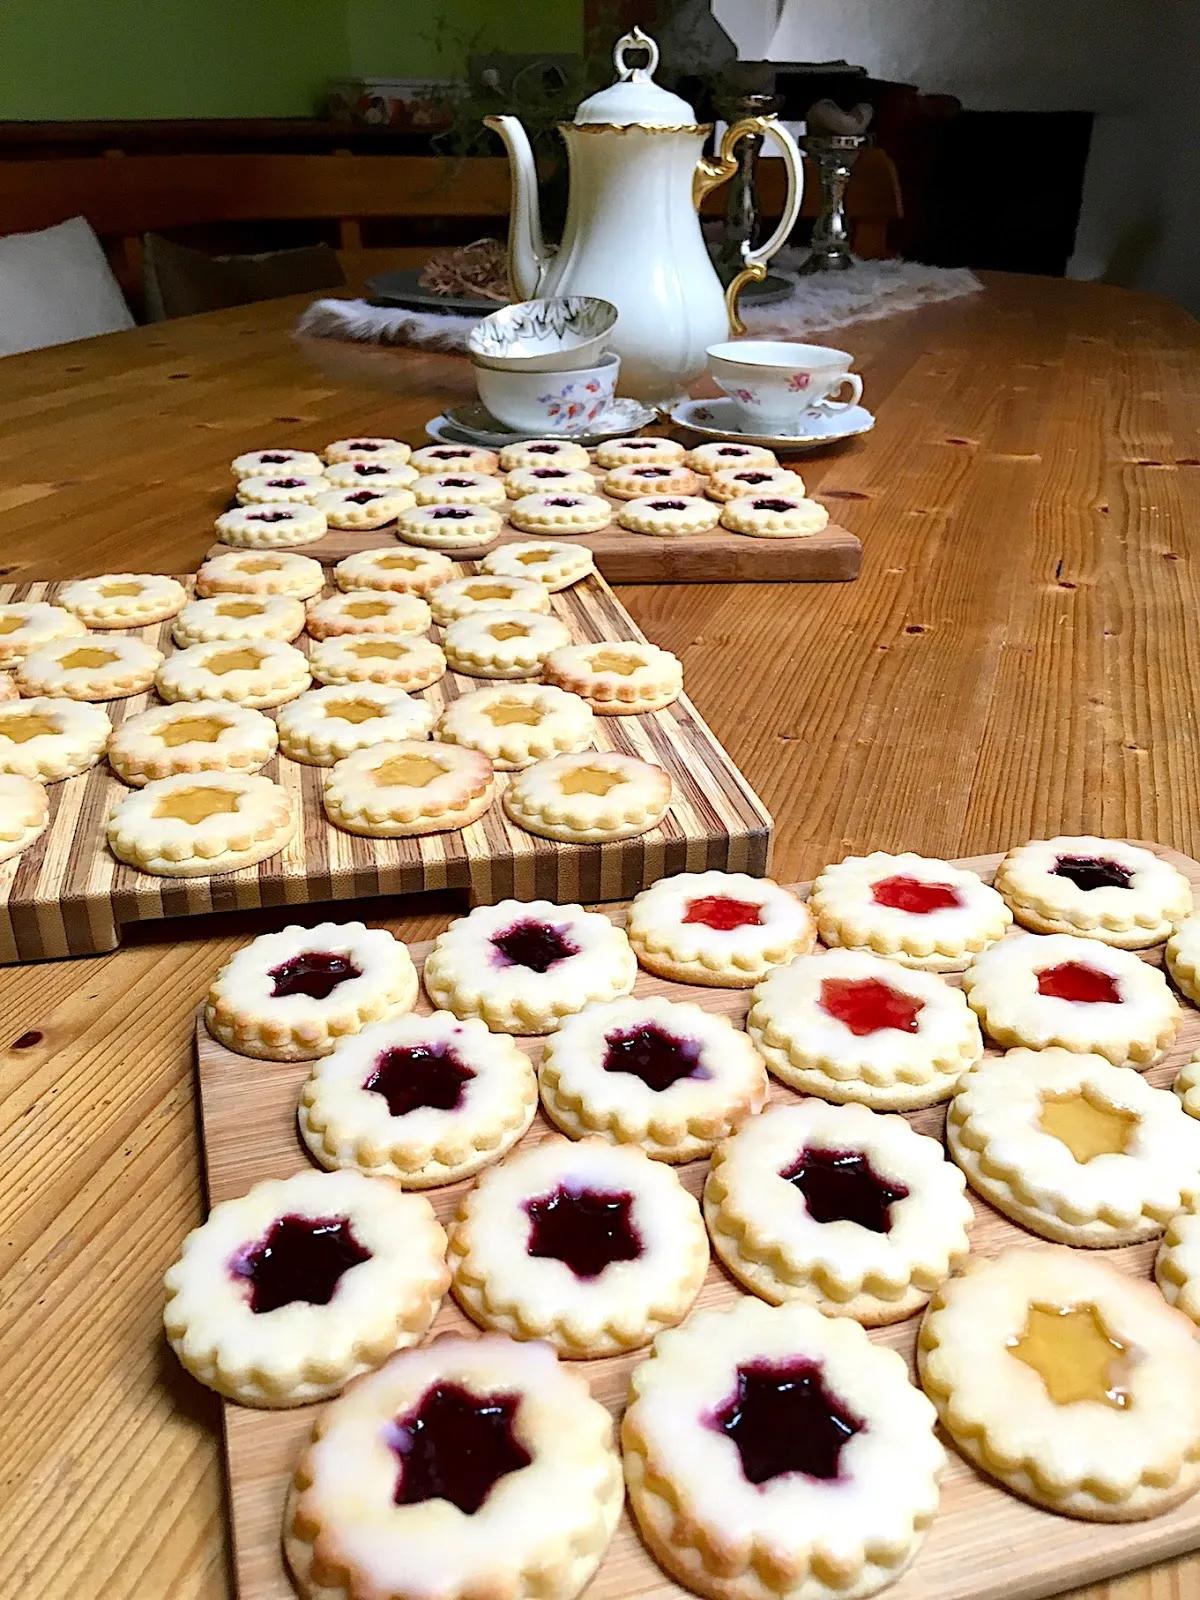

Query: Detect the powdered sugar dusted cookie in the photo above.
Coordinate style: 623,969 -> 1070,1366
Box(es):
429,574 -> 549,627
323,740 -> 495,838
503,751 -> 672,843
107,770 -> 296,876
0,697 -> 110,782
164,1168 -> 448,1406
333,545 -> 453,595
57,573 -> 186,630
214,502 -> 327,550
720,494 -> 830,538
108,701 -> 277,786
205,921 -> 419,1061
748,949 -> 984,1110
504,465 -> 596,499
961,932 -> 1179,1064
810,851 -> 1012,972
624,1298 -> 944,1600
918,1246 -> 1200,1520
948,1048 -> 1200,1246
594,436 -> 686,469
308,633 -> 446,690
435,683 -> 594,770
0,602 -> 85,668
277,684 -> 434,766
706,465 -> 806,503
409,443 -> 499,475
1175,1050 -> 1200,1118
1167,913 -> 1200,1005
617,495 -> 721,536
603,464 -> 702,501
449,1136 -> 708,1357
172,593 -> 305,647
1156,1195 -> 1200,1325
237,471 -> 327,506
324,436 -> 411,465
480,540 -> 595,590
423,899 -> 636,1035
231,448 -> 323,480
542,639 -> 682,714
539,994 -> 767,1162
412,471 -> 505,508
314,486 -> 415,529
194,549 -> 324,600
508,491 -> 611,534
995,836 -> 1192,947
442,611 -> 570,680
323,460 -> 417,491
628,870 -> 817,988
299,1010 -> 537,1185
0,773 -> 49,865
706,1100 -> 972,1323
396,503 -> 502,551
305,588 -> 430,640
687,440 -> 778,473
499,437 -> 592,471
157,638 -> 310,708
17,635 -> 162,701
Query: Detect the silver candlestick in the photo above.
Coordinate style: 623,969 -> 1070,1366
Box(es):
798,133 -> 866,273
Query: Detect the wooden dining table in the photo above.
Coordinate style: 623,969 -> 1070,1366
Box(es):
2,271 -> 1199,1599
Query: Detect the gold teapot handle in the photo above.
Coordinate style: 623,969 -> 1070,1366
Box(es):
694,115 -> 805,335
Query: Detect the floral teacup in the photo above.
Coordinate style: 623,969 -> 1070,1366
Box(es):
473,351 -> 620,435
707,340 -> 863,432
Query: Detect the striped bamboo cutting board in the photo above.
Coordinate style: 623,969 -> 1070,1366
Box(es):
195,844 -> 1200,1600
0,573 -> 771,963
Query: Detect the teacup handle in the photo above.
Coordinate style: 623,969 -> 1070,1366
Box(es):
811,373 -> 863,413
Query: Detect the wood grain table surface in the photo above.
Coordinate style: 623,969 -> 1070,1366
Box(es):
1,273 -> 1198,1600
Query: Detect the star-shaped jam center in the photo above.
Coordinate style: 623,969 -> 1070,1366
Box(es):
524,1185 -> 642,1278
363,1042 -> 476,1116
1036,961 -> 1121,1004
870,874 -> 963,914
682,895 -> 764,930
818,976 -> 923,1037
1038,1090 -> 1138,1162
710,1358 -> 865,1485
269,950 -> 361,999
1052,855 -> 1134,892
490,919 -> 578,972
388,1382 -> 532,1513
602,1022 -> 708,1091
1008,1302 -> 1133,1408
229,1213 -> 369,1313
779,1146 -> 910,1233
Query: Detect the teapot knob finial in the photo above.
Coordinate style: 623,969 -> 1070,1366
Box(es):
613,26 -> 659,82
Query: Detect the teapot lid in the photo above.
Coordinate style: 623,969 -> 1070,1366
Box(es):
573,28 -> 698,127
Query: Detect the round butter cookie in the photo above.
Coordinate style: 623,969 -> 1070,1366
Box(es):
994,836 -> 1192,947
436,683 -> 594,770
948,1047 -> 1200,1246
747,948 -> 984,1110
57,573 -> 186,630
423,898 -> 636,1035
305,588 -> 430,640
542,639 -> 682,714
107,770 -> 295,876
918,1245 -> 1200,1520
594,436 -> 685,469
237,471 -> 326,506
1167,912 -> 1200,1005
624,1297 -> 944,1600
412,471 -> 505,508
0,773 -> 49,865
214,502 -> 327,550
277,684 -> 434,766
961,931 -> 1179,1065
323,740 -> 495,838
0,697 -> 110,781
443,610 -> 570,680
17,635 -> 162,701
706,1100 -> 972,1324
1156,1196 -> 1200,1325
205,921 -> 419,1061
324,436 -> 411,465
0,602 -> 85,668
429,573 -> 550,626
156,638 -> 310,708
449,1136 -> 708,1357
720,494 -> 829,538
299,1010 -> 537,1185
308,633 -> 446,690
396,503 -> 502,551
108,701 -> 276,786
480,539 -> 595,590
686,440 -> 778,473
628,869 -> 816,988
618,494 -> 721,536
809,851 -> 1012,972
503,750 -> 672,843
499,437 -> 592,471
230,448 -> 323,480
172,593 -> 305,647
706,465 -> 806,503
314,486 -> 415,529
164,1168 -> 448,1407
504,465 -> 596,499
409,443 -> 499,475
323,460 -> 417,491
194,549 -> 324,600
283,1333 -> 621,1600
539,994 -> 767,1163
508,491 -> 611,534
1175,1050 -> 1200,1118
333,546 -> 453,596
604,464 -> 702,501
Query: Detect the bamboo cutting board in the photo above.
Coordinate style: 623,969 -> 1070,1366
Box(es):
196,844 -> 1200,1600
0,573 -> 771,963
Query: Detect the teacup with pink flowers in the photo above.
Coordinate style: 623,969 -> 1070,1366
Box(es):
707,340 -> 864,431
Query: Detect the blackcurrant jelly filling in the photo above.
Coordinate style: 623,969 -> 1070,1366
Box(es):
779,1146 -> 909,1232
1052,855 -> 1134,892
602,1022 -> 707,1091
363,1042 -> 476,1116
710,1358 -> 864,1484
387,1382 -> 531,1513
247,511 -> 294,523
524,1185 -> 642,1278
351,463 -> 388,477
269,950 -> 361,999
346,490 -> 382,504
751,498 -> 798,512
529,468 -> 568,479
440,477 -> 474,488
545,497 -> 582,507
490,919 -> 579,972
230,1213 -> 369,1313
260,453 -> 291,464
819,976 -> 923,1037
431,507 -> 473,520
648,499 -> 687,510
735,472 -> 773,485
632,467 -> 667,478
267,477 -> 305,488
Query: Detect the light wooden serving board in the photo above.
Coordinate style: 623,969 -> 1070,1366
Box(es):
0,574 -> 770,963
196,843 -> 1200,1600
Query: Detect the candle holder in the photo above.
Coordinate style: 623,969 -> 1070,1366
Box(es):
798,133 -> 866,273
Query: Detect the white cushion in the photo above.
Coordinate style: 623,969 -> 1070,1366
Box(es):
0,216 -> 133,357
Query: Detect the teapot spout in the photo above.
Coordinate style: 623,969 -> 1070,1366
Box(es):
484,114 -> 551,301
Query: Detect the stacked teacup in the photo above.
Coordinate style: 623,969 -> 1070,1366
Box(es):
468,296 -> 620,437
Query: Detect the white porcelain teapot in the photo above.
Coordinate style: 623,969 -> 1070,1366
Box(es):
486,28 -> 803,405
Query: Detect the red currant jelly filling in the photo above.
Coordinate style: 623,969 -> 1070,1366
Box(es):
524,1185 -> 642,1278
431,507 -> 473,520
648,499 -> 687,510
363,1043 -> 475,1116
351,463 -> 389,477
735,471 -> 773,485
230,1213 -> 369,1313
1036,961 -> 1121,1004
529,467 -> 569,479
819,976 -> 923,1036
346,490 -> 382,504
1052,855 -> 1134,892
490,919 -> 579,973
779,1147 -> 909,1232
267,477 -> 305,489
682,894 -> 764,931
247,510 -> 294,523
545,497 -> 582,507
602,1022 -> 708,1091
388,1382 -> 531,1514
269,950 -> 361,999
751,498 -> 798,512
871,874 -> 963,914
709,1358 -> 865,1485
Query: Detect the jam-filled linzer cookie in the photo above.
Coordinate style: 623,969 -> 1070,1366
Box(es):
994,835 -> 1192,947
164,1168 -> 448,1407
449,1136 -> 709,1357
595,436 -> 686,469
156,638 -> 311,708
623,1297 -> 944,1600
542,639 -> 682,714
603,464 -> 703,501
628,869 -> 816,988
435,683 -> 595,770
504,465 -> 597,499
172,592 -> 305,647
324,436 -> 411,465
423,898 -> 636,1035
961,931 -> 1179,1064
214,503 -> 327,550
412,471 -> 506,508
323,740 -> 495,838
429,574 -> 551,627
687,440 -> 778,473
284,1333 -> 622,1600
720,495 -> 830,539
409,443 -> 499,475
237,471 -> 327,506
57,572 -> 187,629
323,460 -> 417,491
299,1010 -> 537,1185
707,1100 -> 972,1325
0,601 -> 85,668
508,491 -> 612,534
1155,1195 -> 1200,1325
481,539 -> 595,591
108,700 -> 277,786
0,773 -> 49,865
333,545 -> 453,596
277,684 -> 434,766
205,921 -> 419,1061
107,770 -> 296,877
617,495 -> 722,537
1167,912 -> 1200,1005
809,851 -> 1012,972
396,503 -> 503,551
231,447 -> 324,480
748,948 -> 984,1110
314,486 -> 416,530
503,750 -> 672,844
17,634 -> 163,701
539,994 -> 768,1163
918,1245 -> 1200,1520
706,465 -> 806,503
308,633 -> 446,691
1176,1049 -> 1200,1118
947,1047 -> 1200,1246
194,549 -> 324,600
442,611 -> 571,680
304,588 -> 431,641
0,697 -> 110,782
499,437 -> 592,471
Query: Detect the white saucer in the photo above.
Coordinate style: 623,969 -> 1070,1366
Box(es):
428,397 -> 658,449
666,396 -> 875,450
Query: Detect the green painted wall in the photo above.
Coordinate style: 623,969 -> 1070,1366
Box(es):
0,0 -> 582,119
